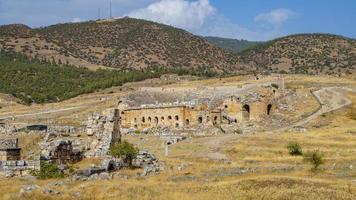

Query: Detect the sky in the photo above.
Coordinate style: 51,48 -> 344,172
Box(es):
0,0 -> 355,41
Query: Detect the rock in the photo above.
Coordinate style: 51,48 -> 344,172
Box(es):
72,191 -> 81,198
131,150 -> 162,176
43,188 -> 61,195
20,184 -> 40,194
177,163 -> 192,171
88,173 -> 98,180
49,181 -> 64,187
5,170 -> 15,178
75,167 -> 105,177
100,158 -> 116,171
98,172 -> 113,180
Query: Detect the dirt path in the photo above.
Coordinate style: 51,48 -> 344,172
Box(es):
0,106 -> 84,120
279,87 -> 353,131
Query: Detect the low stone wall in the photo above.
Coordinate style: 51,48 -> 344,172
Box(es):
0,160 -> 40,177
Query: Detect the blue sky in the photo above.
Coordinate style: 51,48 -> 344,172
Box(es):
0,0 -> 355,41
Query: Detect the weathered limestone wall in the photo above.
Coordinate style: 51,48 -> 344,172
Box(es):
0,160 -> 40,177
121,106 -> 186,130
121,105 -> 222,131
0,139 -> 21,161
222,87 -> 277,122
0,149 -> 21,161
85,109 -> 121,157
41,140 -> 82,165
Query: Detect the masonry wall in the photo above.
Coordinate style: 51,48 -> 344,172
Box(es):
0,149 -> 21,161
121,105 -> 222,130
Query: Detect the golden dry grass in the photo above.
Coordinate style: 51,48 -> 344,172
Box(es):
0,75 -> 355,200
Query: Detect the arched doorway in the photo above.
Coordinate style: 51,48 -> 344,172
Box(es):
267,104 -> 272,115
198,116 -> 203,124
154,117 -> 159,126
185,119 -> 190,126
242,104 -> 250,121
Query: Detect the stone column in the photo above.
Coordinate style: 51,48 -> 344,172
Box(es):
110,109 -> 121,147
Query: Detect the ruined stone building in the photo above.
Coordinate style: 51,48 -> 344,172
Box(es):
0,139 -> 21,161
119,86 -> 280,131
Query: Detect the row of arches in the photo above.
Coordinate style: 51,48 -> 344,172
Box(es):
135,115 -> 180,125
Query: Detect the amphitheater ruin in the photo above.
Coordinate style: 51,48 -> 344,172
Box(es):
117,79 -> 284,131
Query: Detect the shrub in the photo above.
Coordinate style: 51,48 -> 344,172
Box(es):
30,161 -> 64,179
303,150 -> 324,172
287,141 -> 303,156
109,140 -> 139,166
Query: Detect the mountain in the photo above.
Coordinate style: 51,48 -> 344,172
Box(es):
0,18 -> 240,73
238,34 -> 356,75
1,19 -> 355,76
203,36 -> 263,52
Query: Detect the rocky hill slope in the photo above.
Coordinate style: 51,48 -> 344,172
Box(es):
0,18 -> 239,73
0,19 -> 355,75
239,34 -> 356,75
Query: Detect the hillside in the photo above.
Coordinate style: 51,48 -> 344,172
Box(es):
0,51 -> 199,104
203,36 -> 263,52
239,34 -> 356,75
1,19 -> 355,78
0,18 -> 240,73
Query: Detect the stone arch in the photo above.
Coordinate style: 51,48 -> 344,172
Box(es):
154,117 -> 159,125
242,104 -> 250,121
175,115 -> 179,121
168,116 -> 172,120
267,104 -> 272,115
148,117 -> 152,122
142,117 -> 145,123
185,119 -> 190,126
198,116 -> 203,124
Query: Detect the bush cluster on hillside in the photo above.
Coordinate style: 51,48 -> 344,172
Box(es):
30,161 -> 64,179
0,51 -> 215,104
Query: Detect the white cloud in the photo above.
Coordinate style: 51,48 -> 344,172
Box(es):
71,17 -> 84,23
126,0 -> 215,31
254,9 -> 295,26
199,15 -> 283,41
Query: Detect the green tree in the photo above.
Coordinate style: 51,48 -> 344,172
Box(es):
109,140 -> 139,166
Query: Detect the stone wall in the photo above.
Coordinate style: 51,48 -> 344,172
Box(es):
85,109 -> 121,157
0,160 -> 40,177
121,104 -> 222,131
41,140 -> 82,164
0,149 -> 21,161
0,138 -> 18,149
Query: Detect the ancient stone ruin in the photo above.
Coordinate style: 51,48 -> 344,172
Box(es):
0,138 -> 21,161
0,138 -> 40,177
41,139 -> 82,165
85,109 -> 121,157
118,84 -> 281,133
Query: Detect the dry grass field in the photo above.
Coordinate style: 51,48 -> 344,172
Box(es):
0,74 -> 355,200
